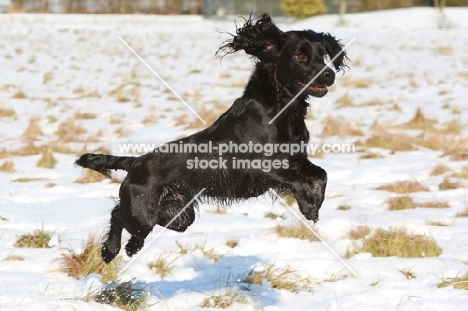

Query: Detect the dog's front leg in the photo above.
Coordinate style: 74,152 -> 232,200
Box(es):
269,170 -> 321,222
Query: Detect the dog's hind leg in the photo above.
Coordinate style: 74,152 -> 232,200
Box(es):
102,204 -> 124,264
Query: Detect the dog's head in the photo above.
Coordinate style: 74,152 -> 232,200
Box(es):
218,14 -> 348,98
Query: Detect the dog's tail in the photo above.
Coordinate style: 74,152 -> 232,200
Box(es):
75,153 -> 136,178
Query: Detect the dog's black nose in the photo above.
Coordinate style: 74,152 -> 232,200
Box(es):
322,69 -> 335,85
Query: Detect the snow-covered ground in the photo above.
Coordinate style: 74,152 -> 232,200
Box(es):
0,7 -> 467,310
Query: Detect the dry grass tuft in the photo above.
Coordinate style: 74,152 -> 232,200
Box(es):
243,264 -> 315,293
226,239 -> 239,248
400,108 -> 437,131
426,220 -> 451,226
75,169 -> 107,184
320,116 -> 364,137
74,112 -> 97,119
0,107 -> 16,118
14,228 -> 52,248
56,119 -> 87,142
337,204 -> 351,211
36,148 -> 57,169
275,223 -> 319,242
453,167 -> 468,179
3,255 -> 25,261
352,227 -> 441,258
148,255 -> 175,279
430,163 -> 451,176
455,208 -> 468,217
387,196 -> 415,211
175,241 -> 224,262
22,117 -> 44,140
418,200 -> 450,208
348,226 -> 371,240
61,235 -> 121,283
438,275 -> 468,290
377,180 -> 428,194
400,269 -> 416,280
201,288 -> 249,309
362,132 -> 416,152
92,278 -> 149,310
0,160 -> 15,172
439,177 -> 462,190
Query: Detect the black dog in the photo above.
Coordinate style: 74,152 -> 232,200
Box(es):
76,13 -> 348,264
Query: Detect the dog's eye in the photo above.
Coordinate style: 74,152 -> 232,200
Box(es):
295,53 -> 307,61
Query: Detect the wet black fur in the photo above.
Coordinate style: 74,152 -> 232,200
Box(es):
75,13 -> 348,264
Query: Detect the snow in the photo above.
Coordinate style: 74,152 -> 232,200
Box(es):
1,7 -> 468,310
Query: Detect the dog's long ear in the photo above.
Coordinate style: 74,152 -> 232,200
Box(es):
320,33 -> 349,72
217,13 -> 284,62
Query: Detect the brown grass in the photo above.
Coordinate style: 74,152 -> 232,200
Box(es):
418,200 -> 450,208
348,226 -> 371,240
361,132 -> 416,152
0,160 -> 15,172
56,119 -> 87,142
320,116 -> 364,137
243,264 -> 315,293
275,223 -> 319,242
73,112 -> 97,119
438,275 -> 468,290
0,107 -> 16,118
61,235 -> 121,283
148,255 -> 175,279
337,204 -> 351,211
400,108 -> 437,131
429,163 -> 451,176
439,177 -> 462,190
36,148 -> 57,169
22,117 -> 43,140
75,169 -> 107,183
377,180 -> 429,193
14,228 -> 52,248
387,196 -> 415,210
453,167 -> 468,179
455,208 -> 468,217
356,228 -> 441,258
201,288 -> 249,309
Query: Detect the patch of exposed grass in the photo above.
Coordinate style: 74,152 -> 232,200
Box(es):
430,163 -> 451,176
320,116 -> 364,137
348,226 -> 371,240
92,278 -> 149,310
201,287 -> 249,309
453,167 -> 468,179
456,208 -> 468,217
74,112 -> 97,119
264,212 -> 285,220
361,132 -> 416,152
0,215 -> 8,221
341,77 -> 372,88
275,223 -> 319,242
439,177 -> 462,190
14,228 -> 52,248
426,220 -> 451,226
387,196 -> 416,210
335,93 -> 355,108
36,148 -> 57,169
359,151 -> 384,159
75,169 -> 107,184
56,119 -> 87,142
226,239 -> 239,248
175,241 -> 224,262
0,160 -> 15,172
243,264 -> 315,293
148,255 -> 175,279
353,228 -> 441,258
400,108 -> 437,131
12,90 -> 28,99
438,274 -> 468,290
3,255 -> 25,261
418,200 -> 450,208
61,235 -> 121,283
337,204 -> 351,211
400,269 -> 416,280
13,177 -> 45,183
22,117 -> 43,140
0,107 -> 16,118
377,180 -> 428,193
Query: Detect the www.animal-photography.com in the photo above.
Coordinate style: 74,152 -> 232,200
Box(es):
1,1 -> 467,310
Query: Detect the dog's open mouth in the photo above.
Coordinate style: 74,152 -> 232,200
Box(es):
296,82 -> 328,97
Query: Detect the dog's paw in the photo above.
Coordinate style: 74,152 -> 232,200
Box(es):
298,199 -> 320,223
125,236 -> 144,257
102,245 -> 118,264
